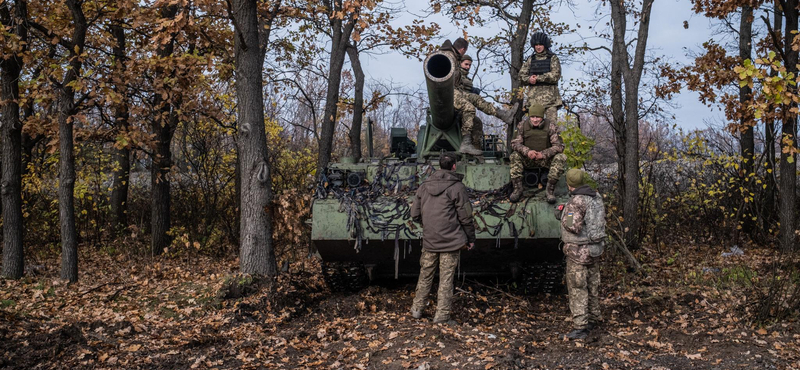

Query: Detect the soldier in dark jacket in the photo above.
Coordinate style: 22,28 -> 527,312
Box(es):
509,102 -> 567,203
560,169 -> 605,340
410,153 -> 476,324
518,32 -> 562,127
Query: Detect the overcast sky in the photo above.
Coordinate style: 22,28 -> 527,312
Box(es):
359,0 -> 738,130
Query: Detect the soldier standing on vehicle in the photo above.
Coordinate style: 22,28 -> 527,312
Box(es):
558,169 -> 606,340
518,31 -> 562,127
441,39 -> 515,156
410,153 -> 476,325
509,102 -> 567,203
459,55 -> 518,153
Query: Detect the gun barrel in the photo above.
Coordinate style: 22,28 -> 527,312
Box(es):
423,51 -> 457,131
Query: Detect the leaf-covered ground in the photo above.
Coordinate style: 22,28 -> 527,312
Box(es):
1,244 -> 799,369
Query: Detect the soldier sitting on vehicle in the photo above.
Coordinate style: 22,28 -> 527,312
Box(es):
458,55 -> 518,154
557,169 -> 606,340
509,102 -> 567,204
440,39 -> 516,156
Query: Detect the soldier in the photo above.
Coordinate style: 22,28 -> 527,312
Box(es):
509,102 -> 567,204
410,153 -> 476,325
458,55 -> 517,153
441,39 -> 515,156
518,31 -> 562,127
558,169 -> 606,340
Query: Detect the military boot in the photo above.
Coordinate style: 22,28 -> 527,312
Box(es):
565,328 -> 589,340
495,102 -> 520,126
471,129 -> 483,152
545,178 -> 558,204
509,178 -> 523,203
459,135 -> 483,156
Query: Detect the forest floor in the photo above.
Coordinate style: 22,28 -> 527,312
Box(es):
1,242 -> 799,370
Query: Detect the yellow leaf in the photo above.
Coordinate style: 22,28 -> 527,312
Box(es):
125,344 -> 141,352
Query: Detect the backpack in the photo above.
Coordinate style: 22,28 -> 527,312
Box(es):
584,194 -> 607,257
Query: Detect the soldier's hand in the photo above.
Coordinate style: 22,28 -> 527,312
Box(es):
527,150 -> 538,160
534,152 -> 545,160
468,242 -> 475,251
529,75 -> 538,84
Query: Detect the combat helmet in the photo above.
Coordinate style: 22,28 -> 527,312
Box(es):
530,31 -> 552,52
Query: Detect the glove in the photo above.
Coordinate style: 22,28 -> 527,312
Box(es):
471,87 -> 481,95
554,204 -> 565,220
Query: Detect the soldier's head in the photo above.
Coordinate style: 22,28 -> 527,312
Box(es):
454,37 -> 469,56
566,169 -> 585,191
439,153 -> 458,171
460,55 -> 472,71
526,102 -> 545,127
530,32 -> 551,54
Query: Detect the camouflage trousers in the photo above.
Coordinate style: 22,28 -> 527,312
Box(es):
566,258 -> 602,330
509,152 -> 567,181
455,90 -> 494,137
411,249 -> 460,321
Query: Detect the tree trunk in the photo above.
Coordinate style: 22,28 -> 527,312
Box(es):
317,0 -> 356,177
150,5 -> 178,255
346,43 -> 364,162
739,6 -> 754,176
58,0 -> 87,282
609,0 -> 655,249
506,0 -> 535,145
109,21 -> 130,234
779,0 -> 798,252
764,1 -> 782,229
0,0 -> 27,279
232,0 -> 277,275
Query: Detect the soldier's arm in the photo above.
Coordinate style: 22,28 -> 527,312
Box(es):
561,199 -> 587,234
541,124 -> 565,157
510,126 -> 531,156
518,57 -> 532,86
411,189 -> 422,224
536,54 -> 561,85
454,185 -> 476,244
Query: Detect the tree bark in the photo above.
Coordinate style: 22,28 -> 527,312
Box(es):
150,5 -> 178,255
58,0 -> 87,282
0,0 -> 28,279
109,20 -> 130,234
764,0 -> 782,229
609,0 -> 655,249
739,6 -> 754,177
317,0 -> 356,177
779,0 -> 798,251
506,0 -> 535,145
346,43 -> 364,162
231,0 -> 277,275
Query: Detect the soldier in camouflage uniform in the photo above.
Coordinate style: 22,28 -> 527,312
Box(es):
509,102 -> 567,204
458,55 -> 517,152
410,153 -> 476,325
518,32 -> 562,127
441,40 -> 516,156
559,169 -> 606,340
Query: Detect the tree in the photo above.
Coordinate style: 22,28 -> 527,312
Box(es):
609,0 -> 656,249
0,0 -> 28,279
230,0 -> 280,275
109,3 -> 131,234
37,0 -> 89,282
316,0 -> 363,176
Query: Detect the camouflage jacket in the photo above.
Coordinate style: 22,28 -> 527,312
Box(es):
561,185 -> 605,265
459,67 -> 474,93
510,117 -> 564,158
518,52 -> 563,108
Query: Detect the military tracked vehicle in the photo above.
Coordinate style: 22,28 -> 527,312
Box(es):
311,49 -> 567,293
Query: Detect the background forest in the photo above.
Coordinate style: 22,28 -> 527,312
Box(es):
2,0 -> 800,368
